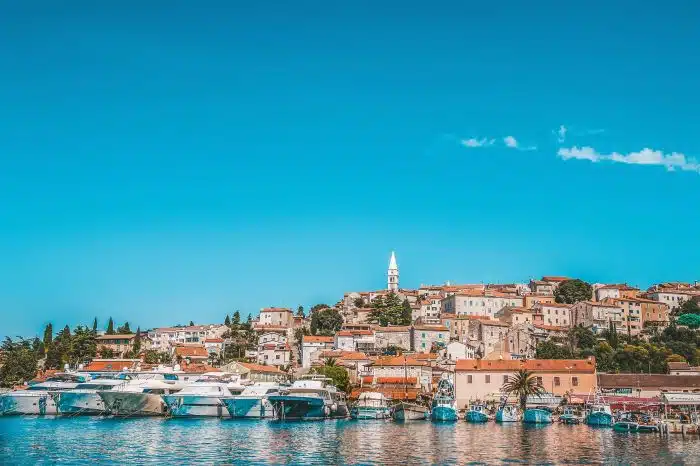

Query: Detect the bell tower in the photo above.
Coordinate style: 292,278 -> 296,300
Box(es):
387,251 -> 399,292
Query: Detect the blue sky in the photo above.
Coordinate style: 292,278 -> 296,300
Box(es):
1,1 -> 699,338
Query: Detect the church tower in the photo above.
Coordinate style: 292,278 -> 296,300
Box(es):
387,251 -> 399,292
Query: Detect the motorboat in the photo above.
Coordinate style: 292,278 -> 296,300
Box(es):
495,403 -> 520,422
219,382 -> 283,419
162,373 -> 244,417
585,393 -> 614,427
431,374 -> 458,422
559,406 -> 583,425
267,375 -> 349,420
613,412 -> 660,433
523,406 -> 553,424
51,378 -> 126,415
392,401 -> 429,421
0,373 -> 90,416
465,403 -> 490,423
99,373 -> 183,416
350,392 -> 391,420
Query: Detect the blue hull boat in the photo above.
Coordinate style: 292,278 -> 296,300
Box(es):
431,406 -> 458,421
586,411 -> 614,427
523,408 -> 553,424
465,410 -> 489,423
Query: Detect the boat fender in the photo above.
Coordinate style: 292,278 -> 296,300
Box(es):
324,405 -> 332,416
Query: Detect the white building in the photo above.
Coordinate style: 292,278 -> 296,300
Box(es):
444,341 -> 476,362
441,292 -> 524,318
532,302 -> 572,328
570,301 -> 624,334
258,332 -> 288,346
334,330 -> 375,352
411,325 -> 449,353
256,342 -> 292,367
373,326 -> 411,350
257,307 -> 294,328
388,251 -> 399,292
647,290 -> 700,312
301,335 -> 334,368
148,325 -> 228,352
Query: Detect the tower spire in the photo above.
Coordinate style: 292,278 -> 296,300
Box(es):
388,251 -> 399,291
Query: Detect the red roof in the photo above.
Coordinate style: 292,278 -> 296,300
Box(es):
204,338 -> 224,343
302,335 -> 334,343
261,307 -> 292,313
238,362 -> 284,374
542,276 -> 569,282
455,358 -> 596,373
175,346 -> 209,358
376,377 -> 418,384
85,359 -> 139,371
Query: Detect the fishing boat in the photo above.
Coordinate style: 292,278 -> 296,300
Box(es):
162,372 -> 244,417
51,378 -> 126,415
495,403 -> 520,422
559,406 -> 582,425
392,401 -> 429,421
220,382 -> 283,419
350,392 -> 391,420
613,412 -> 660,433
585,393 -> 614,427
268,375 -> 349,420
0,373 -> 90,416
431,374 -> 458,422
465,403 -> 490,423
523,406 -> 553,424
99,374 -> 182,416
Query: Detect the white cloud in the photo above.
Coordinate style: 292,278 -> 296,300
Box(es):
504,135 -> 536,151
557,146 -> 699,173
461,138 -> 495,148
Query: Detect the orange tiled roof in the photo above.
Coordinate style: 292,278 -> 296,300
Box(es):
204,338 -> 224,343
542,276 -> 569,282
339,352 -> 369,361
239,362 -> 284,374
261,307 -> 292,313
302,335 -> 334,343
455,358 -> 596,373
372,356 -> 426,367
84,360 -> 139,371
376,377 -> 418,384
175,346 -> 209,358
336,330 -> 373,337
373,326 -> 411,332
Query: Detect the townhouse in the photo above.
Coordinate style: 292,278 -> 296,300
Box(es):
602,296 -> 670,335
441,291 -> 524,318
532,302 -> 572,328
570,300 -> 624,334
301,335 -> 335,368
411,325 -> 449,353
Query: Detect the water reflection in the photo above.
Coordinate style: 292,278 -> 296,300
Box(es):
1,417 -> 699,465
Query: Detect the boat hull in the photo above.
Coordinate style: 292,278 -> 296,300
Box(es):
586,412 -> 613,427
162,395 -> 230,417
220,397 -> 273,419
99,392 -> 166,416
52,392 -> 106,415
431,406 -> 458,422
465,411 -> 489,423
350,406 -> 390,420
0,393 -> 59,415
613,422 -> 659,433
523,409 -> 553,424
495,408 -> 519,422
392,403 -> 428,421
268,395 -> 347,420
559,415 -> 581,425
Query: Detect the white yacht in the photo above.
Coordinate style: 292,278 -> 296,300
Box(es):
0,373 -> 90,416
51,378 -> 126,415
220,382 -> 283,419
98,373 -> 183,416
162,373 -> 244,417
267,375 -> 349,420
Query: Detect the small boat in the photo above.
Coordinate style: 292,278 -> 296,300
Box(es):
585,397 -> 614,427
350,392 -> 391,420
99,374 -> 182,416
613,412 -> 659,433
51,378 -> 126,415
465,403 -> 490,423
495,404 -> 520,422
392,401 -> 429,421
523,406 -> 553,424
268,375 -> 349,420
559,406 -> 582,425
162,373 -> 244,417
431,374 -> 458,422
0,373 -> 89,416
220,382 -> 283,419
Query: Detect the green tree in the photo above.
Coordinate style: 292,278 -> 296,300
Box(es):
232,311 -> 241,326
224,315 -> 231,326
676,299 -> 700,316
594,342 -> 619,372
677,314 -> 700,329
92,317 -> 98,334
32,337 -> 45,359
99,346 -> 115,358
310,304 -> 330,314
188,321 -> 195,327
106,317 -> 115,335
42,323 -> 53,354
314,362 -> 350,393
567,326 -> 597,353
296,305 -> 305,318
353,297 -> 365,308
501,369 -> 546,411
554,279 -> 593,304
401,299 -> 413,325
69,325 -> 97,365
143,349 -> 171,364
117,322 -> 133,334
535,341 -> 573,359
0,338 -> 39,387
46,325 -> 72,369
132,327 -> 142,354
310,308 -> 343,336
367,293 -> 408,326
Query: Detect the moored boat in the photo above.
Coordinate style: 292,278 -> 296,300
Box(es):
99,375 -> 182,416
613,412 -> 659,433
350,392 -> 391,420
268,375 -> 348,420
220,382 -> 283,419
0,373 -> 89,416
162,379 -> 241,417
586,403 -> 613,427
559,406 -> 583,425
465,403 -> 490,423
51,378 -> 126,415
392,401 -> 429,421
495,404 -> 520,422
523,407 -> 553,424
431,374 -> 458,422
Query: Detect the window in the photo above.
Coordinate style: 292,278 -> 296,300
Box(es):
572,377 -> 579,387
275,355 -> 280,360
503,375 -> 508,383
467,375 -> 473,383
536,376 -> 543,386
485,375 -> 491,383
554,377 -> 560,387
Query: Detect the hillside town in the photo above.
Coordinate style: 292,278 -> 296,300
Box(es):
2,252 -> 700,411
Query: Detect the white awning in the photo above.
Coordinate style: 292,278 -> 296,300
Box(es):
662,392 -> 700,405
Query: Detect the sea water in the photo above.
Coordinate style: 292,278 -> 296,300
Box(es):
1,417 -> 699,464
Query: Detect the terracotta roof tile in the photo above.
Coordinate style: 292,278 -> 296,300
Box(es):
455,358 -> 596,373
302,335 -> 334,343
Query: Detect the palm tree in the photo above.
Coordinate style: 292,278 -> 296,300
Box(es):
501,369 -> 546,411
323,357 -> 337,367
